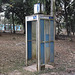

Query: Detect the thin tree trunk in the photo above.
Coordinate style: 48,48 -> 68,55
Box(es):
57,23 -> 60,36
10,14 -> 12,33
4,18 -> 6,32
12,12 -> 15,33
10,24 -> 12,33
64,1 -> 70,36
73,32 -> 74,35
73,26 -> 74,35
23,21 -> 25,34
23,16 -> 25,34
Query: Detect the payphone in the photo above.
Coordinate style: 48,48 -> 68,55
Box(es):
25,14 -> 54,71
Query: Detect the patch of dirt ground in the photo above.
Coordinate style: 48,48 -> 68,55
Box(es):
0,33 -> 75,75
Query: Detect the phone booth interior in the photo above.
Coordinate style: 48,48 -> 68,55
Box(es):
25,14 -> 54,71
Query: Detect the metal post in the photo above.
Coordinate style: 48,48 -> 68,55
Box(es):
51,0 -> 53,16
37,15 -> 41,71
26,17 -> 28,66
36,20 -> 38,70
51,0 -> 55,16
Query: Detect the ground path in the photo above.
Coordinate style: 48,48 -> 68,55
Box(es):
0,33 -> 75,75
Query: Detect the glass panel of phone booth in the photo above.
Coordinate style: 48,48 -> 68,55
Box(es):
44,20 -> 50,63
40,19 -> 50,64
50,20 -> 54,62
32,21 -> 36,59
40,19 -> 45,64
27,21 -> 37,60
27,21 -> 32,60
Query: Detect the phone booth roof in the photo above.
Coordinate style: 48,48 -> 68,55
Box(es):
25,14 -> 54,22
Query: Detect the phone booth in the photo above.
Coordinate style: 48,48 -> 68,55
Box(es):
25,14 -> 55,71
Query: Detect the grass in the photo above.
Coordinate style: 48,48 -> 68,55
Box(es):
0,60 -> 25,73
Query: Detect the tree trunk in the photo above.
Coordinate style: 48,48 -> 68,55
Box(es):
73,32 -> 74,35
4,24 -> 6,32
23,20 -> 25,34
72,26 -> 74,35
64,1 -> 70,36
12,12 -> 15,33
10,14 -> 12,33
10,24 -> 12,33
73,27 -> 74,35
23,16 -> 25,34
57,23 -> 60,36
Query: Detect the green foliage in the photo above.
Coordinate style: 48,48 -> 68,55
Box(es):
45,0 -> 50,14
1,0 -> 75,35
5,0 -> 33,24
4,0 -> 34,33
0,6 -> 3,12
55,0 -> 75,35
0,0 -> 2,5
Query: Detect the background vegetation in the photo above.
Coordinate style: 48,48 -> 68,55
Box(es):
0,0 -> 75,36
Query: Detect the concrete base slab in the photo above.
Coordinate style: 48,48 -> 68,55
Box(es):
45,64 -> 54,69
24,64 -> 37,72
24,64 -> 54,72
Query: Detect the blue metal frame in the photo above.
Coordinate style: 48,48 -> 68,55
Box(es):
50,20 -> 54,62
40,19 -> 45,64
27,21 -> 32,60
45,34 -> 49,47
